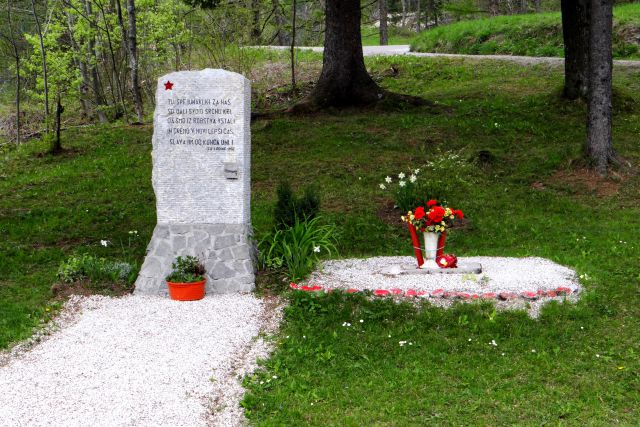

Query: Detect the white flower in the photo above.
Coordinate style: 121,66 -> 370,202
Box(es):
490,340 -> 497,347
399,181 -> 406,187
399,341 -> 407,346
100,240 -> 109,247
409,175 -> 417,183
494,122 -> 499,127
531,349 -> 536,353
414,168 -> 420,174
313,246 -> 320,253
385,176 -> 392,183
359,319 -> 364,323
398,172 -> 405,179
379,183 -> 386,190
272,375 -> 278,379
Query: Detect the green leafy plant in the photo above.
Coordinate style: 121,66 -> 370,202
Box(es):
57,254 -> 135,284
274,181 -> 320,230
165,255 -> 205,283
259,216 -> 337,281
379,152 -> 477,211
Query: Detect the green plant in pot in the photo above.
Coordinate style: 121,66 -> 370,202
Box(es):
165,255 -> 206,301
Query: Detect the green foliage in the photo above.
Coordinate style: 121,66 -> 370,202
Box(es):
274,181 -> 320,230
259,216 -> 337,282
57,254 -> 135,284
379,152 -> 477,212
165,255 -> 205,283
412,3 -> 640,59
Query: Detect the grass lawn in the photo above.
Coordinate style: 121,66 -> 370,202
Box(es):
1,55 -> 639,423
412,3 -> 640,59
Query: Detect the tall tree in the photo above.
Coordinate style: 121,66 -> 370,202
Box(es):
586,0 -> 616,174
127,0 -> 144,123
561,0 -> 590,100
31,0 -> 49,133
5,0 -> 22,144
296,0 -> 383,109
379,0 -> 388,45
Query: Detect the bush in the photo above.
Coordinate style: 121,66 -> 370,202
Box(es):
57,254 -> 135,284
274,181 -> 320,230
259,216 -> 338,281
165,255 -> 205,283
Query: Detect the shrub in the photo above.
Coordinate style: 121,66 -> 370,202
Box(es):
165,255 -> 206,283
259,216 -> 337,281
57,254 -> 135,284
274,181 -> 320,230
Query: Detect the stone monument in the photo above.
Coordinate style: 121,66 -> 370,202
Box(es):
135,69 -> 254,295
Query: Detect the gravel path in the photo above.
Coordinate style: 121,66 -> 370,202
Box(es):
256,45 -> 640,68
0,294 -> 281,427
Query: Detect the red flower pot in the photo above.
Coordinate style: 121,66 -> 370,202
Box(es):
167,279 -> 206,301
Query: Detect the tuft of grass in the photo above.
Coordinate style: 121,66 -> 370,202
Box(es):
411,3 -> 640,59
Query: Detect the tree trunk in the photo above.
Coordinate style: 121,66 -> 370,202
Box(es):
401,0 -> 407,27
272,0 -> 290,46
586,0 -> 616,175
127,0 -> 144,123
416,0 -> 421,31
535,0 -> 541,12
302,0 -> 382,108
31,0 -> 49,133
251,0 -> 261,43
290,0 -> 296,89
52,93 -> 63,154
65,10 -> 92,119
7,0 -> 21,144
82,0 -> 109,123
561,0 -> 590,100
379,0 -> 388,45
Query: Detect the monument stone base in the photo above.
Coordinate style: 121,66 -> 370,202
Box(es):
134,223 -> 255,295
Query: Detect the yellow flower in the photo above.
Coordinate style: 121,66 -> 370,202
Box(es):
401,216 -> 406,222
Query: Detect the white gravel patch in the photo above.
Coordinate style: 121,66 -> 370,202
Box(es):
0,294 -> 280,427
309,256 -> 580,294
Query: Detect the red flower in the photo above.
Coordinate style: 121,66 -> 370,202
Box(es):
428,206 -> 445,223
454,209 -> 464,219
414,206 -> 425,220
426,199 -> 438,208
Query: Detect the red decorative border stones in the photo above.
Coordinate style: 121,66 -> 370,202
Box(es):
289,283 -> 577,300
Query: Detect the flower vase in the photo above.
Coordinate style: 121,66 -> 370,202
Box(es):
422,232 -> 440,268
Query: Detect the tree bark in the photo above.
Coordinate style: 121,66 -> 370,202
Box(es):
379,0 -> 388,45
272,0 -> 290,46
7,0 -> 21,144
127,0 -> 144,123
31,0 -> 49,133
52,93 -> 63,154
82,0 -> 109,123
561,0 -> 590,100
301,0 -> 383,108
251,0 -> 261,43
290,0 -> 296,89
586,0 -> 616,175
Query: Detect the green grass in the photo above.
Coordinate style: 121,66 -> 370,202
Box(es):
361,26 -> 416,46
412,3 -> 640,59
1,55 -> 640,423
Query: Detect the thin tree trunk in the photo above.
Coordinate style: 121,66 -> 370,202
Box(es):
251,0 -> 261,43
379,0 -> 388,45
561,0 -> 590,100
300,0 -> 383,109
96,0 -> 128,121
401,0 -> 407,27
272,0 -> 290,46
31,0 -> 49,133
52,93 -> 63,153
81,0 -> 109,122
586,0 -> 616,175
290,0 -> 296,90
7,0 -> 21,144
127,0 -> 143,122
416,0 -> 421,31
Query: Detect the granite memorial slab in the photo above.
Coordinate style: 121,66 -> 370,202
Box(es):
135,69 -> 254,295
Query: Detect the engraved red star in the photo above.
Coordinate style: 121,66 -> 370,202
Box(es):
164,81 -> 174,90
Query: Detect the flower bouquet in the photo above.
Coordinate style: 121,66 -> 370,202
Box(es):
402,200 -> 464,268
